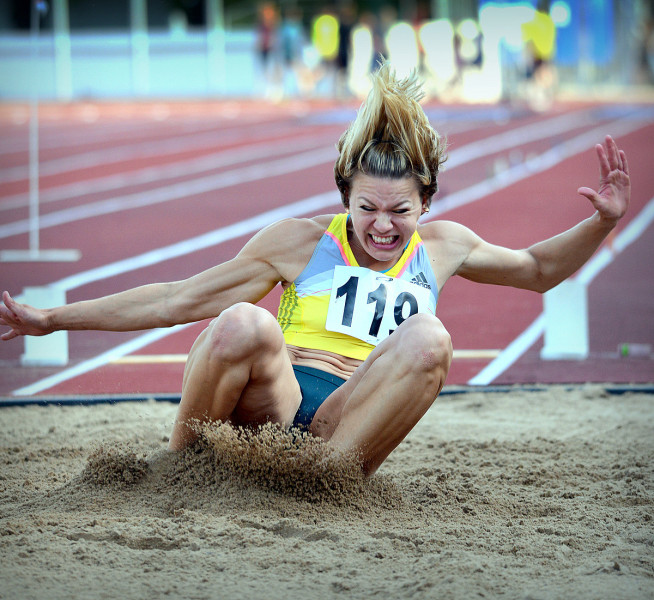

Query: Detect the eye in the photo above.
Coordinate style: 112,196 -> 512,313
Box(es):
393,209 -> 409,214
360,206 -> 375,212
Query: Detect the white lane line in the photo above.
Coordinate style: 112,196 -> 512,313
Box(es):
423,116 -> 649,220
0,133 -> 337,212
468,196 -> 654,386
466,316 -> 547,388
577,198 -> 654,286
0,121 -> 182,157
0,120 -> 298,183
0,146 -> 338,239
445,108 -> 596,167
11,325 -> 195,396
51,189 -> 341,292
11,118 -> 652,396
0,117 -> 255,157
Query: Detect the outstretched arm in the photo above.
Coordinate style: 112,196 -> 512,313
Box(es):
0,218 -> 316,341
455,135 -> 630,292
0,256 -> 277,341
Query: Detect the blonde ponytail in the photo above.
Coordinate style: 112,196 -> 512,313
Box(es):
334,62 -> 446,207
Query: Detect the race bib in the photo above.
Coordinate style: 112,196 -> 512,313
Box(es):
325,266 -> 432,346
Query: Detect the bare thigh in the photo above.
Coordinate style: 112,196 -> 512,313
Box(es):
309,313 -> 452,474
170,304 -> 302,449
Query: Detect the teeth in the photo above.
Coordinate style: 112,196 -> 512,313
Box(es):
372,235 -> 395,245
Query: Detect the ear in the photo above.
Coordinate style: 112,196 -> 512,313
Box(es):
342,191 -> 350,211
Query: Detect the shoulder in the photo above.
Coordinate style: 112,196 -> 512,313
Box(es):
415,220 -> 484,288
417,219 -> 479,248
240,215 -> 338,282
259,215 -> 335,245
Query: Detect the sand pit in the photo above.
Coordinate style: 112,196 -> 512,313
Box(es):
1,385 -> 652,599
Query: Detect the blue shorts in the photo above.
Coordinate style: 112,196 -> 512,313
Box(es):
291,365 -> 346,429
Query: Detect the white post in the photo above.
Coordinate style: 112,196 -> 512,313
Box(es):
206,0 -> 226,95
131,0 -> 150,96
432,0 -> 449,19
28,91 -> 40,255
0,0 -> 80,263
19,287 -> 69,366
540,280 -> 589,360
25,1 -> 41,256
53,0 -> 73,101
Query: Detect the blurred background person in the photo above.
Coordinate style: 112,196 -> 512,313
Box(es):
521,1 -> 558,110
279,5 -> 307,98
453,18 -> 484,101
419,18 -> 457,100
256,1 -> 281,100
335,4 -> 356,99
348,12 -> 376,98
310,8 -> 340,97
385,15 -> 420,79
374,4 -> 394,69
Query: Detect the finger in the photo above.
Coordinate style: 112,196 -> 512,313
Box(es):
3,292 -> 22,318
0,310 -> 12,324
605,135 -> 620,170
619,149 -> 630,176
0,330 -> 19,341
0,304 -> 20,324
2,291 -> 15,311
577,186 -> 598,202
595,143 -> 610,177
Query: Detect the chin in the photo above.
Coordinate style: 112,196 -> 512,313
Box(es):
368,248 -> 400,264
368,242 -> 401,257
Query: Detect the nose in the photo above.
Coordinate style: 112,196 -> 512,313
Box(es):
373,212 -> 393,233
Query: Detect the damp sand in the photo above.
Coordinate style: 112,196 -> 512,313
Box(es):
1,385 -> 652,599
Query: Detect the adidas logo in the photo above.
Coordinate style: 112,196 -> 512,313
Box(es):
410,272 -> 431,289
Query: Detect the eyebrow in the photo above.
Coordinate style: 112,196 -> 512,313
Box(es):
358,198 -> 413,210
357,198 -> 414,208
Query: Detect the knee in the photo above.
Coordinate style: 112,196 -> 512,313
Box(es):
205,303 -> 283,363
394,313 -> 452,375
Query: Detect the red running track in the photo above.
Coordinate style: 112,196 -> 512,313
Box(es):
0,99 -> 652,399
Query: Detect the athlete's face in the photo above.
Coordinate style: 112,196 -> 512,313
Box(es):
348,173 -> 427,269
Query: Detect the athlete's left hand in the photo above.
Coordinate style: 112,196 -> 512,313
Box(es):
577,135 -> 630,225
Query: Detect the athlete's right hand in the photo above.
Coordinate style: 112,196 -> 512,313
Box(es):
0,291 -> 53,340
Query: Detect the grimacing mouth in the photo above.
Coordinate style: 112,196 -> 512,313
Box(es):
370,234 -> 399,245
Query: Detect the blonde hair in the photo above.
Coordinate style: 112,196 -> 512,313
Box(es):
334,62 -> 447,208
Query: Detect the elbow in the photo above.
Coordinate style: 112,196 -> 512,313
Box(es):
527,267 -> 563,294
534,284 -> 553,295
532,279 -> 555,294
531,271 -> 569,294
525,254 -> 567,294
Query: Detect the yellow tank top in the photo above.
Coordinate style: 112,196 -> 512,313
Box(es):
277,214 -> 438,360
